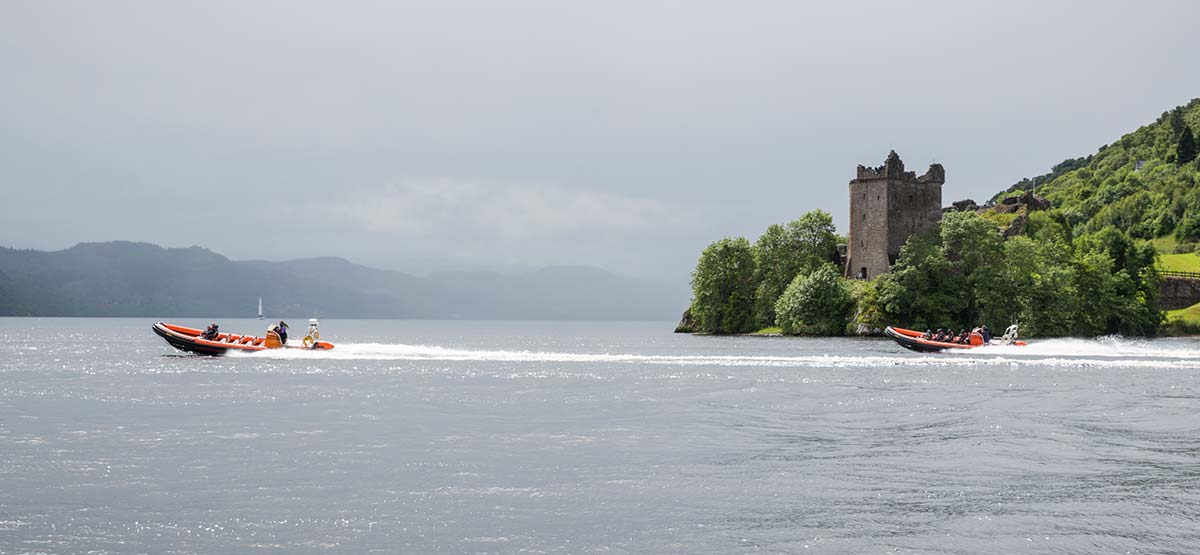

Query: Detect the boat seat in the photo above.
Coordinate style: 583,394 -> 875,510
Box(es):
240,336 -> 255,344
226,334 -> 241,343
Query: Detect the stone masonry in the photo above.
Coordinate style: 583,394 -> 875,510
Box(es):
844,151 -> 944,279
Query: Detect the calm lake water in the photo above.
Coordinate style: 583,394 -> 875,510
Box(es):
2,317 -> 1199,554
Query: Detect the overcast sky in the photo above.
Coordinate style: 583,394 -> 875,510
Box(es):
3,0 -> 1199,281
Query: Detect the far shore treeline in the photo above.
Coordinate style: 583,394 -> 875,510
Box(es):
679,98 -> 1200,337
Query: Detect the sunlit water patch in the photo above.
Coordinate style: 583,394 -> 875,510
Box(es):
1,318 -> 1199,554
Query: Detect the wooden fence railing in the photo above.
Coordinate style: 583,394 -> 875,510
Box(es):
1159,269 -> 1200,280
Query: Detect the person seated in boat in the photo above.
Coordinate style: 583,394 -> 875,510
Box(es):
271,320 -> 289,344
201,323 -> 219,340
930,328 -> 943,341
970,326 -> 985,345
921,329 -> 932,339
955,329 -> 969,344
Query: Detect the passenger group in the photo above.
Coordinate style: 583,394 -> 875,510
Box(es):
919,325 -> 991,345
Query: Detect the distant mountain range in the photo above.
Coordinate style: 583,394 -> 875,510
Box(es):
0,241 -> 686,320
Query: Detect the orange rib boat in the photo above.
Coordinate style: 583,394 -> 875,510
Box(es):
152,322 -> 334,356
885,326 -> 1026,353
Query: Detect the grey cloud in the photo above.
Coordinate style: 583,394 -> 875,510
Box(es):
2,0 -> 1199,282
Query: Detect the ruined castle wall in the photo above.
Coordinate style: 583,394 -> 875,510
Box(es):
885,181 -> 942,261
846,180 -> 892,279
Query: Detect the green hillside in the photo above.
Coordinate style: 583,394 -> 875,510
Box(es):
998,99 -> 1200,243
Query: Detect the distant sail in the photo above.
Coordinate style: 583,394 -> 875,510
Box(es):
257,297 -> 263,320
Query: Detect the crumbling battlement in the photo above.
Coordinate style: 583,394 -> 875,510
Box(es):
855,151 -> 945,184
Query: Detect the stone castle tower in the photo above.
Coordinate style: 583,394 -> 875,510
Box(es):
844,151 -> 944,279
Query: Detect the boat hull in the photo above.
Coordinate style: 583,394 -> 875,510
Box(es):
152,322 -> 333,356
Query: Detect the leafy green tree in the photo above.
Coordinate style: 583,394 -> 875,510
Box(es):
847,278 -> 887,334
1178,127 -> 1197,165
876,232 -> 963,329
974,236 -> 1075,336
1076,226 -> 1162,336
751,210 -> 838,327
690,237 -> 757,333
1174,206 -> 1200,241
751,224 -> 794,328
977,236 -> 1033,332
1026,239 -> 1078,336
1088,226 -> 1157,278
1070,249 -> 1118,335
1168,107 -> 1186,134
774,263 -> 852,335
939,211 -> 1004,325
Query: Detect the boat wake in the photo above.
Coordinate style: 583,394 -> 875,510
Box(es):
949,336 -> 1200,359
230,337 -> 1200,369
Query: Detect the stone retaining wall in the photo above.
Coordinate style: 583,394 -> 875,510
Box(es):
1159,277 -> 1200,310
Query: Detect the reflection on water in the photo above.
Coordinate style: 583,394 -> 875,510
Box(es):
1,318 -> 1199,554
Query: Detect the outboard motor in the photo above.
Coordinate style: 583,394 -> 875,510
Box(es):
1001,324 -> 1019,345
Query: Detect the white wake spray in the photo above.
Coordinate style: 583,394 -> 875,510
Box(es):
948,336 -> 1200,359
229,337 -> 1200,369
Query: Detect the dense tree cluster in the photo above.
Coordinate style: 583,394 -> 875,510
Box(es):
1179,127 -> 1197,166
689,237 -> 757,334
687,209 -> 1163,337
774,263 -> 852,335
688,211 -> 839,334
874,212 -> 1161,337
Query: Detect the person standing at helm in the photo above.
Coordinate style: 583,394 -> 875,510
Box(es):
271,320 -> 289,345
303,319 -> 321,349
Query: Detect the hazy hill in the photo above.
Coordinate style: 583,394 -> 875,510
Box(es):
993,98 -> 1200,242
0,242 -> 686,320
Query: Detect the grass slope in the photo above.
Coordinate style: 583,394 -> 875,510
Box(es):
1165,301 -> 1200,334
1158,253 -> 1200,273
